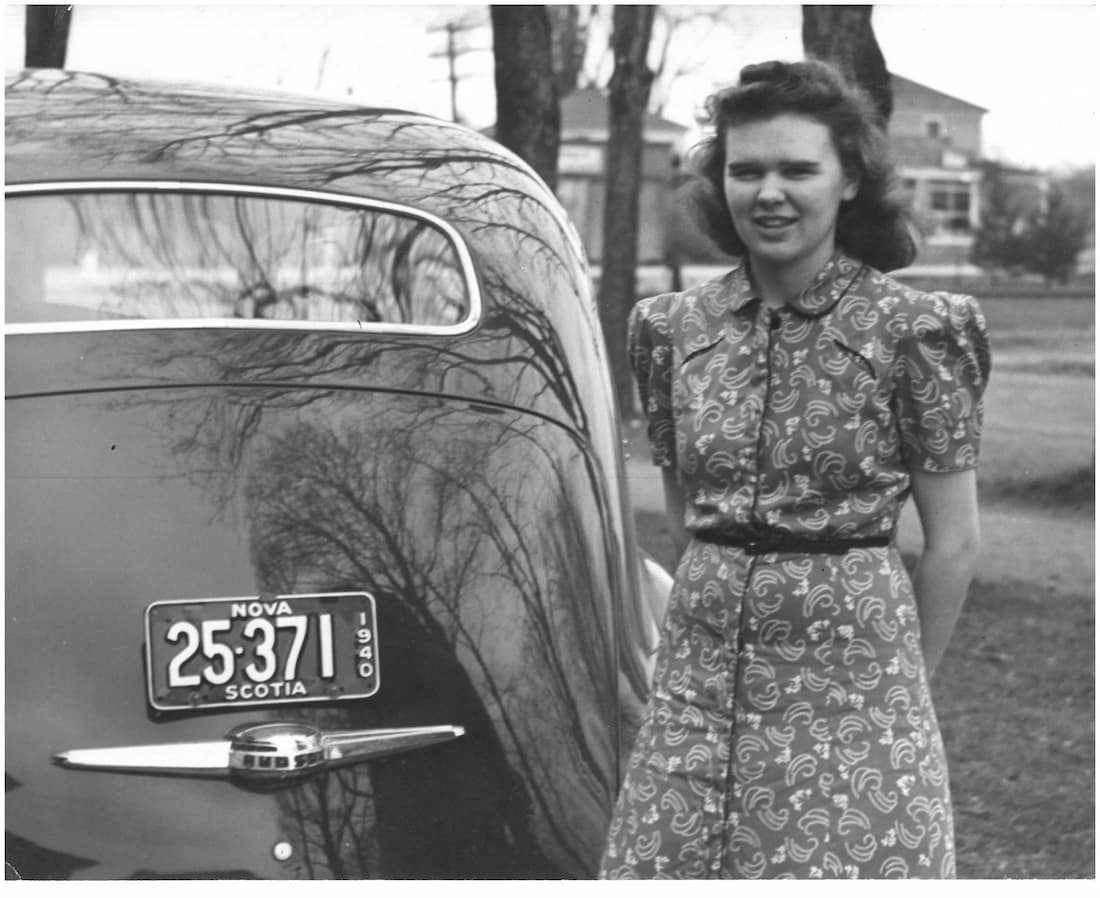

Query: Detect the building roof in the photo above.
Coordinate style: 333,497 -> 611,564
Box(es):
890,73 -> 989,114
561,86 -> 688,138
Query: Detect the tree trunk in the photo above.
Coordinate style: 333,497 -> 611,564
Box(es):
547,5 -> 590,96
24,4 -> 72,69
490,5 -> 561,192
597,5 -> 657,415
801,5 -> 892,126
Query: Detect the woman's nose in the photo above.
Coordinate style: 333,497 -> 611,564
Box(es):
756,174 -> 784,204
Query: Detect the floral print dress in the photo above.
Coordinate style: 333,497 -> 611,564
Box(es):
600,252 -> 990,879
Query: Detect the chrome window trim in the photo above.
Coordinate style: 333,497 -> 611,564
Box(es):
4,180 -> 484,336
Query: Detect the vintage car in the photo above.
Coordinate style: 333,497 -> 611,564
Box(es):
4,69 -> 670,880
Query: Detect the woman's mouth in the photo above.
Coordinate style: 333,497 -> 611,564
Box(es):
753,215 -> 797,230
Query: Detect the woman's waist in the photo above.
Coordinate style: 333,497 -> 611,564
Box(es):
691,524 -> 895,555
684,494 -> 900,545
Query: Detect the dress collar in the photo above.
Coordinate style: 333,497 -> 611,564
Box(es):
723,251 -> 866,319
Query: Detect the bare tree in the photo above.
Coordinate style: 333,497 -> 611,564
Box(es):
575,5 -> 735,116
648,5 -> 738,116
802,4 -> 892,125
546,4 -> 596,95
490,5 -> 561,191
24,4 -> 72,68
597,5 -> 657,413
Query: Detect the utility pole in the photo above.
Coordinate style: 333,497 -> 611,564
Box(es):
25,4 -> 73,68
427,16 -> 487,123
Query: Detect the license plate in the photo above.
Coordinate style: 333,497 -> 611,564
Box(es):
145,592 -> 380,711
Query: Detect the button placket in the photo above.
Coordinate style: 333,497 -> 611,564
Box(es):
746,307 -> 780,528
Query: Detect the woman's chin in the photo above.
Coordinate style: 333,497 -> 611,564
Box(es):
746,243 -> 800,268
746,238 -> 837,275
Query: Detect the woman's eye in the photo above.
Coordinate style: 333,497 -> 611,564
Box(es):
784,166 -> 817,178
727,168 -> 760,180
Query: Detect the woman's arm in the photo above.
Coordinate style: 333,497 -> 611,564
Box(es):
909,468 -> 982,678
661,467 -> 691,562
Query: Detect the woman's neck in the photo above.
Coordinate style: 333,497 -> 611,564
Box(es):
748,248 -> 835,309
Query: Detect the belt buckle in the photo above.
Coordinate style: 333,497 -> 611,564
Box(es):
744,530 -> 777,555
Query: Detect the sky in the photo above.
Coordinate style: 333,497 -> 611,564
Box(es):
2,1 -> 1096,171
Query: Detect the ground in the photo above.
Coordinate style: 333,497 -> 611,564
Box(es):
621,292 -> 1095,878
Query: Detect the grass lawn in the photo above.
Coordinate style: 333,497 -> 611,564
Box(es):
980,296 -> 1095,353
935,579 -> 1095,878
944,294 -> 1094,877
980,295 -> 1094,378
978,370 -> 1092,501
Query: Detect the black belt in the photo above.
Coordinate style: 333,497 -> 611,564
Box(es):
694,529 -> 892,555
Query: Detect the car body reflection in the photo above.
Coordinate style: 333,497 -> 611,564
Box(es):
4,69 -> 665,879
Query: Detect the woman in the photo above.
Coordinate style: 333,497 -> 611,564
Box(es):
600,60 -> 990,879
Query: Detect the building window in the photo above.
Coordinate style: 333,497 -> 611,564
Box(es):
928,179 -> 972,233
897,177 -> 918,215
924,116 -> 946,139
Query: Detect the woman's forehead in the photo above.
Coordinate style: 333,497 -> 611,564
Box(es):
723,114 -> 837,160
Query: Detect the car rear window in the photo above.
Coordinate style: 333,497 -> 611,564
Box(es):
5,186 -> 478,331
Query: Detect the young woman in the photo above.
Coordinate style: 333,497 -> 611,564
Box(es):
600,59 -> 991,879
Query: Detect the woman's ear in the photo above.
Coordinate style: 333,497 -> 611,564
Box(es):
841,175 -> 860,202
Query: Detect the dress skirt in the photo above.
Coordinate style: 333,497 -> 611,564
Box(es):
600,540 -> 955,879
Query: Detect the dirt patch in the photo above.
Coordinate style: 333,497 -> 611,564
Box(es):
994,357 -> 1094,378
982,464 -> 1094,513
934,582 -> 1095,878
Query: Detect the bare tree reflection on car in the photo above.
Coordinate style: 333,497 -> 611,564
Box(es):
4,69 -> 667,879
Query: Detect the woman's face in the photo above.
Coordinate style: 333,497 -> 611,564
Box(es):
723,113 -> 858,279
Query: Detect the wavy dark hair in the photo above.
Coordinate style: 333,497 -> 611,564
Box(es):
684,59 -> 918,272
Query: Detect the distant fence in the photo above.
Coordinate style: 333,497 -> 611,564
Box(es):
589,264 -> 1095,303
895,277 -> 1094,302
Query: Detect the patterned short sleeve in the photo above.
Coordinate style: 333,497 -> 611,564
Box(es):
893,292 -> 992,472
628,295 -> 676,468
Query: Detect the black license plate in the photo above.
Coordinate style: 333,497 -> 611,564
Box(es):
145,592 -> 379,711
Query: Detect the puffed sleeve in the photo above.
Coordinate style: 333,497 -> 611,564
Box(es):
627,295 -> 677,468
893,291 -> 991,472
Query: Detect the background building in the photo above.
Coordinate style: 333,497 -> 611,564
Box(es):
554,87 -> 687,266
891,74 -> 987,274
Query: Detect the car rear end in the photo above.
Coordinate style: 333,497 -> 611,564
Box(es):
5,71 -> 640,879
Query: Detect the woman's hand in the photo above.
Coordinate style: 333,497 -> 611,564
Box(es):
909,468 -> 982,678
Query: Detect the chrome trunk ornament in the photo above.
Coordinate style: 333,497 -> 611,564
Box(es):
227,722 -> 327,780
54,723 -> 465,787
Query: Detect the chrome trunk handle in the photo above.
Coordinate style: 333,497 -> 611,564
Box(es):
53,723 -> 465,787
